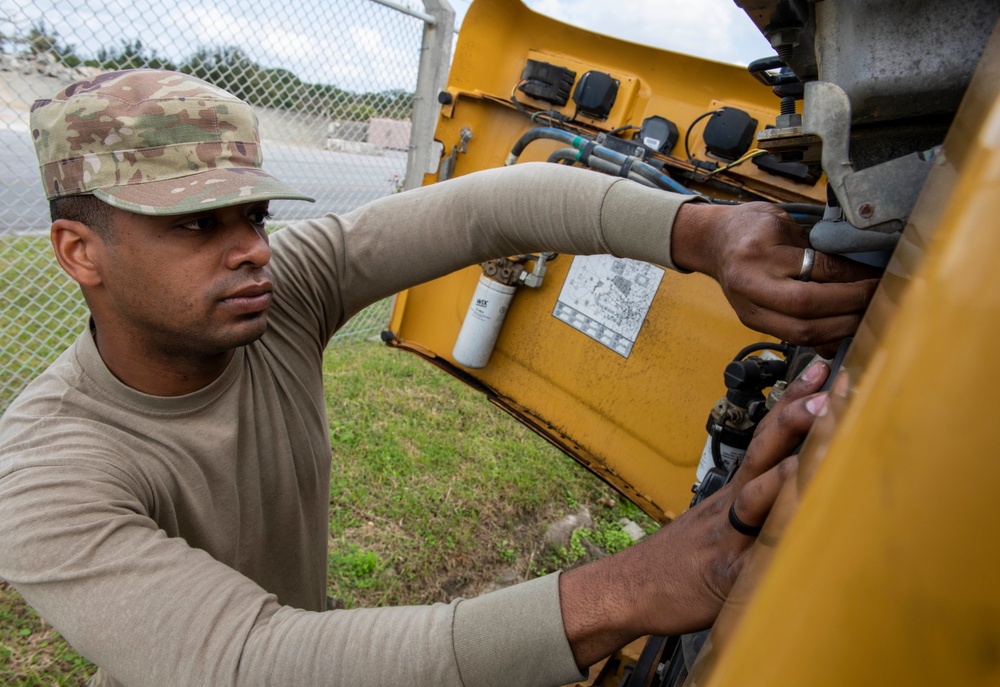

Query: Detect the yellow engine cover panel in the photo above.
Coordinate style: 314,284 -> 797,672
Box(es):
387,0 -> 818,521
393,257 -> 771,522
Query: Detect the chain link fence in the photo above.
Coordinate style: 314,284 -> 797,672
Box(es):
0,0 -> 453,412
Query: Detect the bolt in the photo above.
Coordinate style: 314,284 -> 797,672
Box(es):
775,113 -> 802,129
780,96 -> 797,116
770,30 -> 801,52
858,203 -> 875,219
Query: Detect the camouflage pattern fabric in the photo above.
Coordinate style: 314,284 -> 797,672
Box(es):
30,69 -> 313,215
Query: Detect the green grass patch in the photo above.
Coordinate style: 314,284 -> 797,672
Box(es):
0,581 -> 91,686
322,341 -> 658,607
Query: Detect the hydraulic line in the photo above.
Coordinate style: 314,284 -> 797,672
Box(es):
587,144 -> 694,195
547,148 -> 658,188
778,203 -> 825,216
546,148 -> 579,165
507,127 -> 695,195
505,127 -> 584,165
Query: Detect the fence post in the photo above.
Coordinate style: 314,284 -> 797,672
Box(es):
404,0 -> 455,191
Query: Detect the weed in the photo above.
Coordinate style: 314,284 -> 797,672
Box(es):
496,539 -> 517,564
329,544 -> 386,593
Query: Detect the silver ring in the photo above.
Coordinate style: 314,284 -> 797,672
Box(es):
797,247 -> 816,281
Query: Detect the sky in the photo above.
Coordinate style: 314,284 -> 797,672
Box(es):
2,0 -> 775,92
480,0 -> 773,67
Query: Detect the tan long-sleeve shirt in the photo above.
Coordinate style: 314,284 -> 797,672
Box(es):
0,163 -> 692,687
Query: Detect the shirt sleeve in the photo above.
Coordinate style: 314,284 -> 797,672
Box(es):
0,460 -> 580,687
268,162 -> 694,344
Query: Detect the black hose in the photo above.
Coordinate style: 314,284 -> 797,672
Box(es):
512,127 -> 690,193
710,425 -> 725,470
685,110 -> 724,162
586,155 -> 658,188
546,148 -> 579,165
733,342 -> 792,362
587,145 -> 694,195
778,203 -> 825,215
508,127 -> 583,162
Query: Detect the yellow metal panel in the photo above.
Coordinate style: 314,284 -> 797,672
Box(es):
388,0 -> 828,521
391,252 -> 770,521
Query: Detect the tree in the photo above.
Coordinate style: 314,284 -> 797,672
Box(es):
92,39 -> 177,71
22,21 -> 80,65
31,33 -> 417,122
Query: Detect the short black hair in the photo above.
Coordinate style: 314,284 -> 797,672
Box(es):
49,194 -> 116,242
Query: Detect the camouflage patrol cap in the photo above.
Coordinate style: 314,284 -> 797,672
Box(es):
29,68 -> 314,215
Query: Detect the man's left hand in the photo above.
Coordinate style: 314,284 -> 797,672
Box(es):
671,201 -> 881,346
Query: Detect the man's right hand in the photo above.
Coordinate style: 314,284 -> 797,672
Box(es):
557,358 -> 831,670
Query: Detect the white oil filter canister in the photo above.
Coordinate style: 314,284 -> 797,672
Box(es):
452,275 -> 517,368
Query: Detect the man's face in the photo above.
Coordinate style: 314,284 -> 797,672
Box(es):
95,201 -> 275,359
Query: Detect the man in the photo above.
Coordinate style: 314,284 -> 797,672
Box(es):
0,70 -> 874,686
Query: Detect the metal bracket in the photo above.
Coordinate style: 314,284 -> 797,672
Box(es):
519,252 -> 554,288
438,127 -> 472,182
803,81 -> 936,232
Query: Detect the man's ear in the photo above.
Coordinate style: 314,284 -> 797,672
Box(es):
51,219 -> 105,288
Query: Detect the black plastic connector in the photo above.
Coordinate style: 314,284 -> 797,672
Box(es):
637,115 -> 678,155
572,71 -> 619,119
518,59 -> 576,106
752,152 -> 820,185
723,357 -> 787,393
703,107 -> 757,160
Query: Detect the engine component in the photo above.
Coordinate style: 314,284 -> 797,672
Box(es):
452,274 -> 518,369
517,59 -> 576,106
505,127 -> 695,195
695,349 -> 788,484
803,81 -> 938,231
572,70 -> 619,119
703,106 -> 757,161
751,150 -> 819,185
595,132 -> 648,160
452,254 -> 555,368
638,115 -> 679,155
438,127 -> 472,182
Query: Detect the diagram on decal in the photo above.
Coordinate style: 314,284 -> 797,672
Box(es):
553,255 -> 664,357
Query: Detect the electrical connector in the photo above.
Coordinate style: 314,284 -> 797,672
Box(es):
518,60 -> 576,106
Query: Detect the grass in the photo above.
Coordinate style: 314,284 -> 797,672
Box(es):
0,339 -> 658,683
0,581 -> 92,686
322,341 -> 658,606
0,235 -> 89,408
